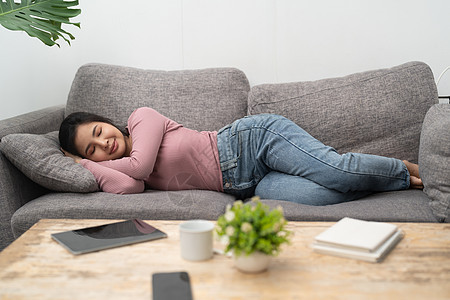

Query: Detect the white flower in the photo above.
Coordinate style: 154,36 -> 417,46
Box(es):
241,222 -> 252,233
276,205 -> 284,213
225,226 -> 235,236
273,222 -> 281,232
277,230 -> 286,237
220,235 -> 230,245
234,200 -> 243,208
224,210 -> 235,222
251,196 -> 260,202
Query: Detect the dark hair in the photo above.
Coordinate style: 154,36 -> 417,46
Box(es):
59,112 -> 128,158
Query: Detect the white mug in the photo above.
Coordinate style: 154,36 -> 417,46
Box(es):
179,220 -> 214,261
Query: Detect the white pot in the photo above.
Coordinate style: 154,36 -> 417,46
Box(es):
234,251 -> 271,273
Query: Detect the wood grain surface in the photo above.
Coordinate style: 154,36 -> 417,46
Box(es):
0,219 -> 449,300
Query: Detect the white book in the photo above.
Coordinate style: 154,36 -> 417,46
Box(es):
312,218 -> 404,262
312,229 -> 403,262
314,217 -> 399,252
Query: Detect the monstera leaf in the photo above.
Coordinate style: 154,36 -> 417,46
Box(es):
0,0 -> 81,47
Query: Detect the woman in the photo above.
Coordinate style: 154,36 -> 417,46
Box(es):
59,107 -> 423,205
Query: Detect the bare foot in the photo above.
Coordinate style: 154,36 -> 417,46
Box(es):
402,160 -> 423,189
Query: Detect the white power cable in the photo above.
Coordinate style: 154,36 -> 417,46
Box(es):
436,66 -> 450,87
436,66 -> 450,104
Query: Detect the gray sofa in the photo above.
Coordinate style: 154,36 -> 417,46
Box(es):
1,61 -> 448,252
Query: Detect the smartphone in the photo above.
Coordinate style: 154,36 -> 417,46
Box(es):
152,271 -> 193,300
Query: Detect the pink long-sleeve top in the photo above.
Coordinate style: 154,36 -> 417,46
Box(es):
79,107 -> 224,194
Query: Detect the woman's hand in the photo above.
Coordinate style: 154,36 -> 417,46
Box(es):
61,148 -> 82,163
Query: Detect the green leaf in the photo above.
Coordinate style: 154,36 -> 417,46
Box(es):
0,0 -> 81,47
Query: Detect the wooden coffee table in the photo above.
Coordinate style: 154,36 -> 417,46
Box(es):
0,219 -> 449,299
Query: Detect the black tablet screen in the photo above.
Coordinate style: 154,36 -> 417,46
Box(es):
51,219 -> 167,255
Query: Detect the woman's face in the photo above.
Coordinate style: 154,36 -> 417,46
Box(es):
74,122 -> 130,162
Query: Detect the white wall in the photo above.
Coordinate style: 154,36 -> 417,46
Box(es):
1,0 -> 450,120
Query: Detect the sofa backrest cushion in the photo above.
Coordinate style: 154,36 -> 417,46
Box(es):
248,61 -> 438,162
419,104 -> 450,222
66,64 -> 250,132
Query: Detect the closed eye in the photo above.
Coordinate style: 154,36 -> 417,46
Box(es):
91,128 -> 101,154
85,125 -> 100,156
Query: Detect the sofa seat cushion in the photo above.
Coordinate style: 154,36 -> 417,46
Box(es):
261,190 -> 438,223
66,64 -> 250,132
419,104 -> 450,222
11,190 -> 235,238
0,131 -> 99,193
248,61 -> 438,162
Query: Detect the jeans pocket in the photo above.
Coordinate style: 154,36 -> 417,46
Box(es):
220,157 -> 238,172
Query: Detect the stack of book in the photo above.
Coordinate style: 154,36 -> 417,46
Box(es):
312,217 -> 403,263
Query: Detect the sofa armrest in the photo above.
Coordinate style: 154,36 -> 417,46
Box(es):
0,105 -> 65,250
419,104 -> 450,222
0,104 -> 65,138
0,153 -> 48,250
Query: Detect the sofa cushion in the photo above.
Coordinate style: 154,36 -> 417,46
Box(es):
65,64 -> 250,132
261,190 -> 438,223
11,190 -> 235,238
419,104 -> 450,222
248,61 -> 438,162
0,131 -> 99,193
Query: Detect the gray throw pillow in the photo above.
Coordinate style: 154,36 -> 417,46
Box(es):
419,104 -> 450,222
0,131 -> 99,192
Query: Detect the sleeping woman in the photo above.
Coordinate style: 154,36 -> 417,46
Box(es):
59,107 -> 422,205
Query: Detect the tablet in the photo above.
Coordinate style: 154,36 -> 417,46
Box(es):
51,219 -> 168,255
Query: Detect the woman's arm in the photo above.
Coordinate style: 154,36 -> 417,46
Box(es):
80,159 -> 145,194
96,107 -> 178,179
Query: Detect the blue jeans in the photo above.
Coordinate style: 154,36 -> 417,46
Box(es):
216,114 -> 410,205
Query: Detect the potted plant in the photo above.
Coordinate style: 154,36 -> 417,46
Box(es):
0,0 -> 81,47
216,196 -> 292,273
